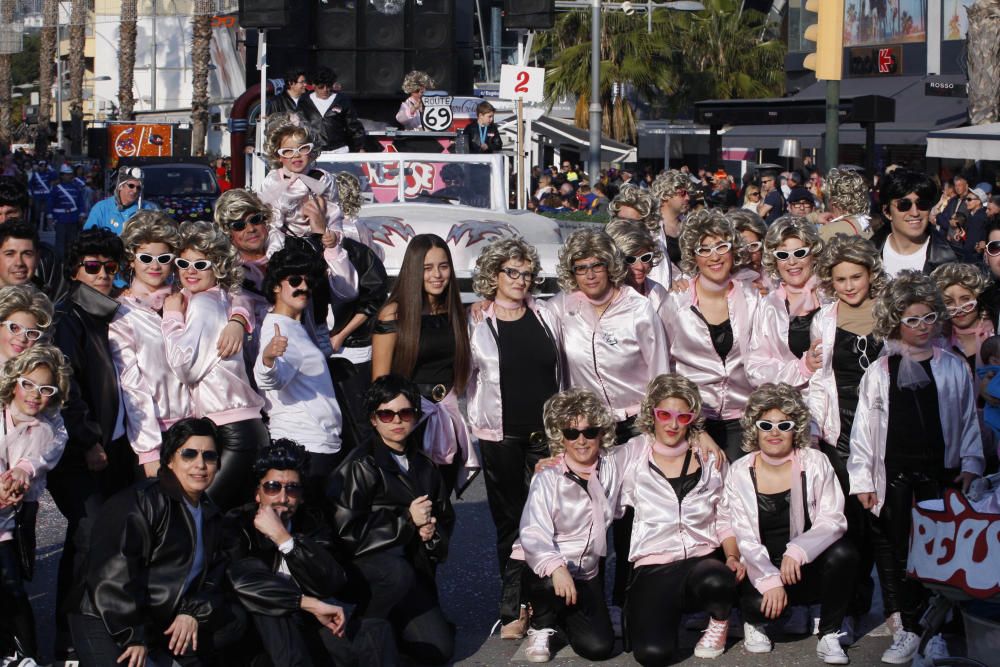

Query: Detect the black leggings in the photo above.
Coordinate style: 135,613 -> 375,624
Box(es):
207,418 -> 269,511
609,417 -> 640,607
525,570 -> 615,661
479,434 -> 549,622
870,470 -> 941,633
626,553 -> 736,666
705,418 -> 745,463
351,552 -> 454,665
740,536 -> 859,637
0,540 -> 35,658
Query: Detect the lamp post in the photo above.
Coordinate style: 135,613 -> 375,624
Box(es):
55,22 -> 63,149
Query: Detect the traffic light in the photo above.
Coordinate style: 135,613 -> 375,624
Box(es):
802,0 -> 844,81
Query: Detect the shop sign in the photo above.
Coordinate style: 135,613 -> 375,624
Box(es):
848,46 -> 902,77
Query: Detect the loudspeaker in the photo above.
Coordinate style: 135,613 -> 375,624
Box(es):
87,127 -> 107,160
411,0 -> 452,50
363,51 -> 406,95
317,51 -> 358,94
364,5 -> 406,50
316,2 -> 357,50
238,0 -> 289,30
174,127 -> 192,157
410,50 -> 454,92
503,0 -> 554,29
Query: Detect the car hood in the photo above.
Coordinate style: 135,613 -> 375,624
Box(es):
149,194 -> 216,222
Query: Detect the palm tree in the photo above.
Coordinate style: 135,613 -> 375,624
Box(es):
118,0 -> 137,120
68,0 -> 86,153
0,0 -> 16,143
190,0 -> 212,156
36,0 -> 58,153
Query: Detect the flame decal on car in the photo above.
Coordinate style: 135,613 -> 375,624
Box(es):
360,217 -> 417,247
445,220 -> 518,247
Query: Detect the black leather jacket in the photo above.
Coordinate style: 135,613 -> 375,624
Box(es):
53,282 -> 121,465
330,238 -> 389,348
870,223 -> 958,274
296,93 -> 367,153
328,440 -> 454,578
80,470 -> 227,648
223,503 -> 346,615
461,122 -> 503,154
33,240 -> 67,301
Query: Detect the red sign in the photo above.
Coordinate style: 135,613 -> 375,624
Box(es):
848,46 -> 903,77
106,123 -> 174,167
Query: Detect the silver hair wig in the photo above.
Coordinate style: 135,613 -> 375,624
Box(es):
556,228 -> 628,293
650,170 -> 691,202
605,219 -> 663,268
609,184 -> 658,233
335,172 -> 363,219
543,388 -> 616,456
0,285 -> 54,331
826,168 -> 870,217
636,373 -> 704,436
402,70 -> 435,94
471,236 -> 541,299
760,215 -> 824,280
678,208 -> 745,276
930,261 -> 989,299
0,344 -> 71,413
873,270 -> 948,341
740,383 -> 812,453
264,113 -> 315,169
213,188 -> 271,231
814,233 -> 887,299
176,220 -> 244,294
121,210 -> 181,262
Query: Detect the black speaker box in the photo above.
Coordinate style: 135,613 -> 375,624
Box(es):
410,50 -> 454,92
364,51 -> 406,95
316,2 -> 358,50
411,0 -> 452,50
87,127 -> 107,160
364,6 -> 406,50
317,51 -> 358,94
503,0 -> 555,29
238,0 -> 289,30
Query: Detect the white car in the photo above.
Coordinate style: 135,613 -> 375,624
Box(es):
313,152 -> 565,293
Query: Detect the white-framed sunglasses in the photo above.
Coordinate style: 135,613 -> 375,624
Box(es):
694,242 -> 733,257
755,419 -> 795,432
136,252 -> 175,266
774,247 -> 811,262
174,258 -> 214,271
276,143 -> 315,159
901,312 -> 939,329
17,376 -> 58,397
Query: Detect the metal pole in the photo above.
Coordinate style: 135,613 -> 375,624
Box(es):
56,24 -> 63,149
491,7 -> 503,81
150,0 -> 157,110
824,79 -> 839,173
517,97 -> 525,209
589,0 -> 601,180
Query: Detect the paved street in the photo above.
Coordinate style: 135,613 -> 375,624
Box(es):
28,473 -> 904,666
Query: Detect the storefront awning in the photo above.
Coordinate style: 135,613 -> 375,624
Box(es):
532,115 -> 637,163
927,123 -> 1000,161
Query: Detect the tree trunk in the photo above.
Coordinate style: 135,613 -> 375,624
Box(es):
967,0 -> 1000,125
36,0 -> 57,154
118,0 -> 137,120
68,0 -> 85,153
0,0 -> 15,144
189,0 -> 212,156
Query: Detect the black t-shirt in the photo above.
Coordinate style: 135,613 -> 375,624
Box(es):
787,310 -> 818,359
763,190 -> 785,224
496,313 -> 559,437
832,327 -> 882,456
885,356 -> 946,476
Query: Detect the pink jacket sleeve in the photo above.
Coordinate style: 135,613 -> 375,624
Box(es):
519,470 -> 567,578
162,297 -> 220,386
108,316 -> 163,464
637,300 -> 671,380
785,458 -> 847,565
323,245 -> 358,303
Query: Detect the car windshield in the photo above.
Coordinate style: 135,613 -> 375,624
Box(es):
141,166 -> 219,197
318,159 -> 493,209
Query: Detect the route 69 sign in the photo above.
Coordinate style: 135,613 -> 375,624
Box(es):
421,96 -> 454,131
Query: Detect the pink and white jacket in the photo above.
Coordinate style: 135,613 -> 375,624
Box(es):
848,347 -> 985,516
634,278 -> 671,332
466,298 -> 563,441
746,289 -> 817,390
662,276 -> 761,421
548,287 -> 670,421
618,434 -> 734,567
258,167 -> 343,243
109,285 -> 195,464
725,447 -> 847,594
162,287 -> 265,426
0,407 -> 67,540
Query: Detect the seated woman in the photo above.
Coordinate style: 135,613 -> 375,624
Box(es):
70,417 -> 245,667
726,383 -> 857,665
621,374 -> 743,665
0,345 -> 69,665
329,374 -> 455,665
516,388 -> 622,664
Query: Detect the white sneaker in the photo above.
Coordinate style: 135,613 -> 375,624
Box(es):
525,628 -> 556,663
881,629 -> 920,664
694,617 -> 729,659
609,605 -> 623,638
784,605 -> 810,635
839,616 -> 856,647
885,611 -> 902,636
817,633 -> 850,665
743,622 -> 773,654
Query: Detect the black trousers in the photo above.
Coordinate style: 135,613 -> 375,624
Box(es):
525,570 -> 615,661
208,418 -> 269,512
0,540 -> 36,659
705,418 -> 745,463
350,552 -> 454,665
626,553 -> 737,667
740,536 -> 859,637
251,611 -> 359,667
870,470 -> 941,634
479,434 -> 549,622
609,416 -> 640,608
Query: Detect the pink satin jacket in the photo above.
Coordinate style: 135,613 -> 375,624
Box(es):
1,407 -> 67,503
746,290 -> 814,390
806,301 -> 847,445
259,168 -> 343,241
548,287 -> 670,421
618,434 -> 734,567
725,447 -> 847,594
162,287 -> 265,426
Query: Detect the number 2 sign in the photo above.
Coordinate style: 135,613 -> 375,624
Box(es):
499,65 -> 545,103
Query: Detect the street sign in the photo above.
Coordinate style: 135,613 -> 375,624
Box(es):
925,80 -> 968,98
499,65 -> 546,103
421,96 -> 454,132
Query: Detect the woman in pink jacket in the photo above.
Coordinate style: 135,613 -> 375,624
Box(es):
605,220 -> 670,330
0,344 -> 70,664
930,261 -> 995,372
848,271 -> 983,665
0,285 -> 53,365
726,383 -> 856,665
161,221 -> 267,511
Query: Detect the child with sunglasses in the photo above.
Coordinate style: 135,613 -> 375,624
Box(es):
727,383 -> 857,665
849,271 -> 983,665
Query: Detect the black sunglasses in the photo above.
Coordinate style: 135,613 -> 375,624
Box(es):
374,408 -> 418,423
230,212 -> 268,232
892,198 -> 934,213
260,480 -> 304,497
285,275 -> 307,288
179,448 -> 220,463
561,426 -> 603,440
77,259 -> 119,275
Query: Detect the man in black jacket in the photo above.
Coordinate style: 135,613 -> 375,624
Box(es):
461,101 -> 503,154
300,67 -> 367,154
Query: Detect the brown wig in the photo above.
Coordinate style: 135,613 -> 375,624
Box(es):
385,234 -> 470,393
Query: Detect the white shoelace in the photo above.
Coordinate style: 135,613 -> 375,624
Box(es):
527,628 -> 556,650
700,620 -> 728,644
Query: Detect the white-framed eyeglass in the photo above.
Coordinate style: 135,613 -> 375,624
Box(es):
901,312 -> 939,329
276,143 -> 314,159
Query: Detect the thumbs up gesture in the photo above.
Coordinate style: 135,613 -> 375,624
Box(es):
263,323 -> 288,368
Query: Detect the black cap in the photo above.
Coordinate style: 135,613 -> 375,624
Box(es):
787,187 -> 814,204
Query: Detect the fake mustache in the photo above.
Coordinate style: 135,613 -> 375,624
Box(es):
292,288 -> 310,298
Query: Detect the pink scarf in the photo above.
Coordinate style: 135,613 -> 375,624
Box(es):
652,439 -> 690,459
563,455 -> 609,558
778,276 -> 821,318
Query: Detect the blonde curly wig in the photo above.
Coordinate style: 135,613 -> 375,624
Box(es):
120,210 -> 181,263
0,344 -> 71,413
873,270 -> 948,341
930,262 -> 989,300
335,172 -> 363,219
814,233 -> 887,299
760,215 -> 824,281
740,383 -> 812,453
635,373 -> 704,437
402,70 -> 435,95
678,208 -> 746,276
213,188 -> 272,231
0,285 -> 54,332
556,228 -> 628,293
605,219 -> 663,268
264,112 -> 315,169
826,168 -> 870,217
650,170 -> 691,202
543,388 -> 616,456
472,237 -> 541,299
176,220 -> 244,294
609,184 -> 658,234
